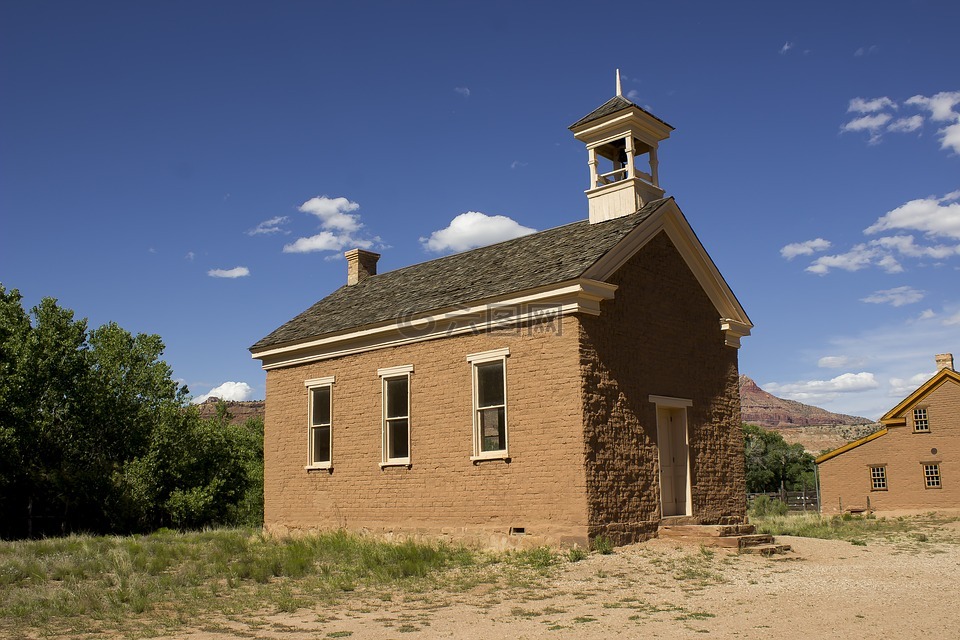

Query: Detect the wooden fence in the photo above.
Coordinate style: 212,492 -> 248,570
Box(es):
747,490 -> 819,512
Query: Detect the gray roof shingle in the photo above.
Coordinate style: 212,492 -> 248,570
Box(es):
250,198 -> 670,352
568,95 -> 674,131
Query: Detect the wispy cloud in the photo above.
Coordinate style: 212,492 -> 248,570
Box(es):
191,381 -> 254,404
283,196 -> 381,255
848,97 -> 896,113
510,160 -> 528,170
247,215 -> 290,236
801,192 -> 960,275
780,238 -> 831,260
185,251 -> 195,261
764,372 -> 879,402
420,211 -> 536,253
842,91 -> 960,151
208,266 -> 250,278
626,89 -> 641,101
454,86 -> 471,97
854,45 -> 878,57
779,42 -> 794,54
818,355 -> 867,369
860,286 -> 925,307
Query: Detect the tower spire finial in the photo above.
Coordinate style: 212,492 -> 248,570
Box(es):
616,69 -> 622,97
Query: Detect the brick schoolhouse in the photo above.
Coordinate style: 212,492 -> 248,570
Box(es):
817,354 -> 959,515
251,79 -> 754,548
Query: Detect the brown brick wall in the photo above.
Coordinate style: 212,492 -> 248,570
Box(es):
263,317 -> 591,548
578,231 -> 746,544
819,379 -> 960,514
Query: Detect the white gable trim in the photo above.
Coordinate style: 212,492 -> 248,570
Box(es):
253,278 -> 617,371
582,199 -> 752,347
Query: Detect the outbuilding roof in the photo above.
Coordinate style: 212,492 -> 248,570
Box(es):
250,198 -> 670,352
568,95 -> 674,131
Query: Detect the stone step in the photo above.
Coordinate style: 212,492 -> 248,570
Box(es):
659,524 -> 757,538
739,543 -> 792,556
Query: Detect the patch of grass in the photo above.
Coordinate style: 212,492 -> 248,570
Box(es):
572,615 -> 596,623
0,528 -> 475,638
591,535 -> 614,555
752,512 -> 960,544
567,547 -> 587,563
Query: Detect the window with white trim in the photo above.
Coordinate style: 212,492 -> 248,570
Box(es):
305,377 -> 334,469
913,408 -> 929,433
467,348 -> 509,459
379,365 -> 412,466
870,466 -> 887,491
924,463 -> 941,488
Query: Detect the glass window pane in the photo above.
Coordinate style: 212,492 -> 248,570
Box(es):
479,407 -> 506,452
388,418 -> 409,459
385,376 -> 408,419
312,425 -> 330,463
312,386 -> 330,425
477,361 -> 504,407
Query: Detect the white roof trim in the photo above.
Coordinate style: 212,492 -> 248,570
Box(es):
254,278 -> 617,370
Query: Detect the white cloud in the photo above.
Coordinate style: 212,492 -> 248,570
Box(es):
848,97 -> 896,113
871,235 -> 959,259
860,286 -> 925,307
510,160 -> 528,170
626,89 -> 641,101
454,86 -> 471,97
185,251 -> 195,261
944,310 -> 960,326
764,372 -> 879,402
906,91 -> 960,122
818,355 -> 867,369
840,113 -> 893,144
191,381 -> 255,404
780,238 -> 831,260
779,42 -> 794,54
420,211 -> 536,253
283,232 -> 375,254
889,372 -> 934,397
864,192 -> 960,240
208,266 -> 250,278
918,309 -> 937,321
906,91 -> 960,154
887,115 -> 923,133
248,215 -> 290,236
806,243 -> 882,274
284,195 -> 381,255
854,45 -> 878,57
298,196 -> 361,232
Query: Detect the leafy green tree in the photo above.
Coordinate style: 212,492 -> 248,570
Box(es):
743,424 -> 815,493
0,286 -> 263,537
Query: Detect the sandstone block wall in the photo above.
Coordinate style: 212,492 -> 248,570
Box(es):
263,317 -> 591,548
819,379 -> 960,514
578,231 -> 746,544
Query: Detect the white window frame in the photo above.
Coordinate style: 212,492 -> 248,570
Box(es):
467,348 -> 510,461
304,376 -> 335,470
913,407 -> 930,433
378,365 -> 413,467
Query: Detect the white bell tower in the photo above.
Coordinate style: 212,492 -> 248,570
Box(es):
569,70 -> 674,223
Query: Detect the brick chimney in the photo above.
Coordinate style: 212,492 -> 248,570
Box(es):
344,248 -> 380,285
935,353 -> 954,372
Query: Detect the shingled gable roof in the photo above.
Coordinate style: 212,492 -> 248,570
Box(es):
251,198 -> 671,353
879,367 -> 960,426
568,95 -> 674,131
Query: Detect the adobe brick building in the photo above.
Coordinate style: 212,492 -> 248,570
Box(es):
817,354 -> 959,515
251,77 -> 753,548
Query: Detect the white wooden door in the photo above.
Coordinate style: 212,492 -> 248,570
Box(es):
657,407 -> 690,516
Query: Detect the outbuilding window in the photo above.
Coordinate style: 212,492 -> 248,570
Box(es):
467,348 -> 509,460
870,466 -> 887,491
924,463 -> 941,488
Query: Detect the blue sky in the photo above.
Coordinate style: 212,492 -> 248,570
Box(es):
1,1 -> 958,420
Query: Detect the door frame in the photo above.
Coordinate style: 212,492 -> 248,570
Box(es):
650,395 -> 692,517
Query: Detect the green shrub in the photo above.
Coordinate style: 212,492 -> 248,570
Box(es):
591,535 -> 613,555
749,495 -> 788,517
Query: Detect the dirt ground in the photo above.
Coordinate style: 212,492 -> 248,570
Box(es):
165,520 -> 960,640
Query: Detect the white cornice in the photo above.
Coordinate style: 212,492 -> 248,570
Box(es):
253,278 -> 617,370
